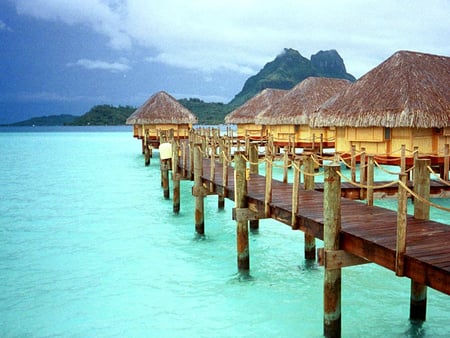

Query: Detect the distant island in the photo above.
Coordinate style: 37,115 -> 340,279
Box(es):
4,48 -> 355,126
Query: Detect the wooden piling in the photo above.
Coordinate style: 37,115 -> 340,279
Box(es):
144,144 -> 151,166
172,141 -> 180,213
161,159 -> 170,199
323,163 -> 342,338
249,144 -> 259,230
304,155 -> 316,260
410,158 -> 430,321
235,152 -> 249,271
193,144 -> 205,235
291,157 -> 300,229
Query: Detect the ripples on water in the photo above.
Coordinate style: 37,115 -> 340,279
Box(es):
0,128 -> 448,337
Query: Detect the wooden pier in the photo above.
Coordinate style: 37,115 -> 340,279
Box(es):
154,131 -> 450,338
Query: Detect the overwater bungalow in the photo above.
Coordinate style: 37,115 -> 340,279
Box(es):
224,88 -> 287,140
126,91 -> 198,150
311,50 -> 450,167
256,77 -> 351,152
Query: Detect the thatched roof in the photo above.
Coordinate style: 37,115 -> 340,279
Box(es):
224,88 -> 287,124
311,50 -> 450,128
256,77 -> 351,125
126,91 -> 198,125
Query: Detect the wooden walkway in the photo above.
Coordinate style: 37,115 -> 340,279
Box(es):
181,156 -> 450,296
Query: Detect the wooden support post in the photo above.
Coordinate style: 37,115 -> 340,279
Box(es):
319,133 -> 324,156
144,144 -> 151,166
219,144 -> 228,209
182,141 -> 187,178
193,144 -> 205,235
400,144 -> 406,174
210,140 -> 216,193
189,141 -> 195,181
323,164 -> 342,338
410,158 -> 430,321
264,155 -> 273,218
359,148 -> 366,200
161,159 -> 170,199
249,144 -> 259,175
172,141 -> 180,214
396,172 -> 408,277
351,144 -> 356,183
444,144 -> 449,181
366,155 -> 374,206
291,157 -> 300,229
283,147 -> 289,184
249,144 -> 259,230
235,152 -> 249,271
245,133 -> 250,156
304,155 -> 316,260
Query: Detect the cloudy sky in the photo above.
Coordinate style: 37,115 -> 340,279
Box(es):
0,0 -> 449,124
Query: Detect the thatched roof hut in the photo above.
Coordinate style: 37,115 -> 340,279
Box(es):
224,88 -> 287,124
126,91 -> 198,125
311,51 -> 450,128
256,77 -> 351,125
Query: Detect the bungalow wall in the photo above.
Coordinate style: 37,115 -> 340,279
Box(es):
437,127 -> 450,155
266,124 -> 295,144
336,127 -> 439,156
236,123 -> 265,139
133,123 -> 192,140
267,124 -> 335,147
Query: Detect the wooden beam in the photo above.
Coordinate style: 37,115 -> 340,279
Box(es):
317,249 -> 370,269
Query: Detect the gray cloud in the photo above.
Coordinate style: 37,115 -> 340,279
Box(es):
13,0 -> 450,78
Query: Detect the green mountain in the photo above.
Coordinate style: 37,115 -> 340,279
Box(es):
66,105 -> 135,126
3,114 -> 77,126
228,48 -> 355,108
177,98 -> 232,125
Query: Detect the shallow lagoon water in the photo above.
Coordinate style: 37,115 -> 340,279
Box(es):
0,127 -> 448,337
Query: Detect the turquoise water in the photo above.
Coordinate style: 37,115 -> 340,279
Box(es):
0,127 -> 448,337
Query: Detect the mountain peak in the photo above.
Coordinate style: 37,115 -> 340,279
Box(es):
229,48 -> 355,107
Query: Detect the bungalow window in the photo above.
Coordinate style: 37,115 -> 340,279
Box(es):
384,128 -> 391,140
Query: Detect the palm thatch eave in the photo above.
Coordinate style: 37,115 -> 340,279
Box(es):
126,91 -> 198,125
311,51 -> 450,129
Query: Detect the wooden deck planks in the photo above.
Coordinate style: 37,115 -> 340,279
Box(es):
182,157 -> 450,296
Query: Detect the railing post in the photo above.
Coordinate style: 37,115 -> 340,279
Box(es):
444,144 -> 449,181
210,139 -> 216,193
410,158 -> 430,321
367,155 -> 374,206
400,144 -> 406,174
359,147 -> 366,200
235,152 -> 249,271
323,163 -> 342,338
351,144 -> 356,183
219,143 -> 228,210
283,146 -> 289,184
264,155 -> 273,218
396,172 -> 408,276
